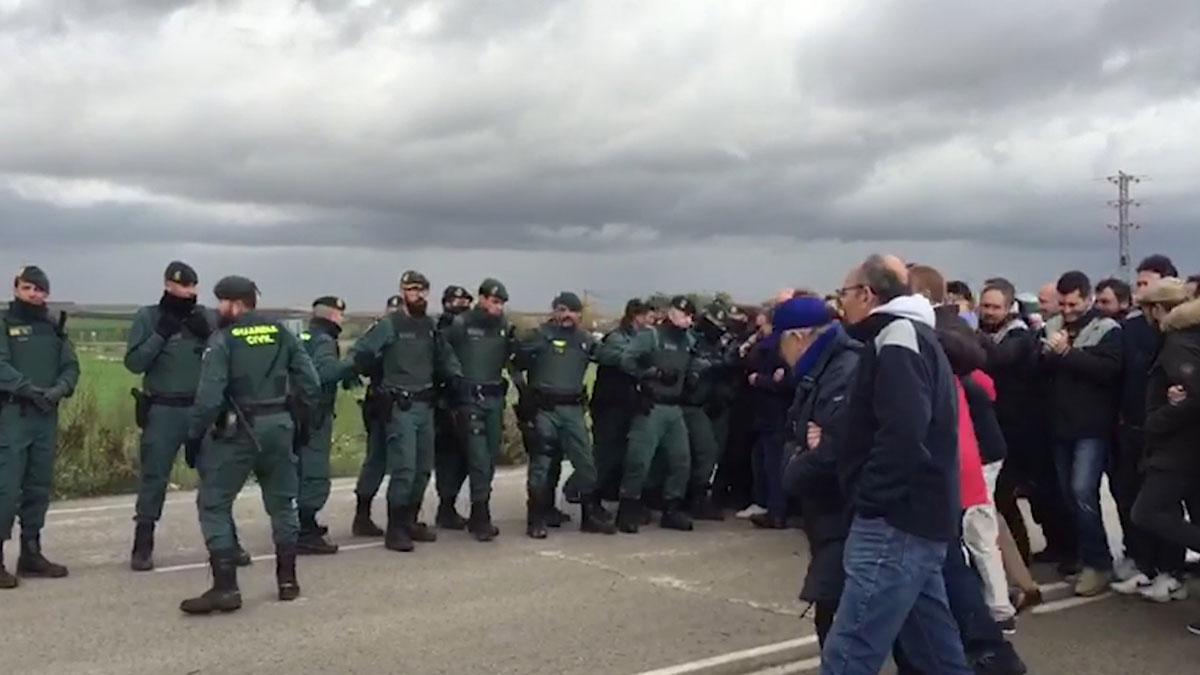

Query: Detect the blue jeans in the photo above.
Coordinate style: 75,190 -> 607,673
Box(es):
820,517 -> 972,675
751,431 -> 787,518
1053,438 -> 1113,571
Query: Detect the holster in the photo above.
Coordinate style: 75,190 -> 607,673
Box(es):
130,388 -> 150,429
633,385 -> 655,417
366,387 -> 395,421
287,396 -> 312,449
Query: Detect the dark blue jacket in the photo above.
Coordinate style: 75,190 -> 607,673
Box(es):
838,296 -> 961,543
1119,311 -> 1159,428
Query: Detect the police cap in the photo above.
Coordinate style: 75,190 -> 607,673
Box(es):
400,270 -> 430,290
479,278 -> 509,302
213,275 -> 259,304
442,285 -> 472,303
669,295 -> 697,316
312,295 -> 346,311
164,261 -> 198,286
14,265 -> 50,293
552,291 -> 583,312
386,294 -> 402,310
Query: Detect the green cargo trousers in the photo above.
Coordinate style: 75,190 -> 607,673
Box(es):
355,415 -> 388,499
620,404 -> 691,502
297,413 -> 334,513
384,401 -> 435,508
527,406 -> 596,495
0,405 -> 58,542
590,403 -> 632,499
134,404 -> 191,523
462,396 -> 505,503
433,406 -> 468,503
682,406 -> 720,489
196,412 -> 299,552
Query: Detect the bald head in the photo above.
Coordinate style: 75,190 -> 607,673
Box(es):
860,254 -> 911,302
1038,282 -> 1060,317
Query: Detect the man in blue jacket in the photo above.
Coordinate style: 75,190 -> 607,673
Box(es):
819,254 -> 971,675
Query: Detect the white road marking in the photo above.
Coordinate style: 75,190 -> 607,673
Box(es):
743,656 -> 823,675
634,635 -> 819,675
1031,592 -> 1112,615
153,541 -> 385,573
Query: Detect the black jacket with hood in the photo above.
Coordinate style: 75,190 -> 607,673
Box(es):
1143,299 -> 1200,475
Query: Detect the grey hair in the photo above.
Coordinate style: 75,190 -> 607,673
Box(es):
861,254 -> 909,302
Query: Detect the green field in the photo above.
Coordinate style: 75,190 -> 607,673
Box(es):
54,342 -> 535,499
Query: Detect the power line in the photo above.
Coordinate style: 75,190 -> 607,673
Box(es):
1107,170 -> 1142,282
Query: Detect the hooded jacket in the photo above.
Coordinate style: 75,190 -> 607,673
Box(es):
1143,299 -> 1200,474
839,295 -> 962,543
1041,310 -> 1123,440
1119,310 -> 1159,428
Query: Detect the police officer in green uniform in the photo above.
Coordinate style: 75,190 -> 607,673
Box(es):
351,294 -> 403,537
591,299 -> 652,502
443,278 -> 514,541
349,271 -> 463,552
180,276 -> 321,614
124,261 -> 218,571
680,304 -> 738,521
0,266 -> 79,589
433,285 -> 474,529
296,296 -> 356,554
615,296 -> 707,534
515,292 -> 617,539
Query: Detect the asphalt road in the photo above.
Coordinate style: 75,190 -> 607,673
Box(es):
4,470 -> 1200,674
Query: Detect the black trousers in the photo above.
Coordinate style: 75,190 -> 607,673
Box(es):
1131,468 -> 1199,575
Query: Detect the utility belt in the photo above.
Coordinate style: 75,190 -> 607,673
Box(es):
388,386 -> 437,412
633,385 -> 682,415
130,389 -> 196,428
534,389 -> 587,408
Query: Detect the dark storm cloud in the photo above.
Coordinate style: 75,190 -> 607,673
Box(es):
1,0 -> 1199,267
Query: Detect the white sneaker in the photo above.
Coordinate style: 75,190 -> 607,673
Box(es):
735,504 -> 768,519
1113,558 -> 1141,582
1111,573 -> 1152,595
1140,574 -> 1189,603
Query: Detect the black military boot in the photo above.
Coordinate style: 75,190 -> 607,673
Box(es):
406,505 -> 438,543
276,544 -> 300,602
580,496 -> 617,535
180,551 -> 242,615
616,498 -> 642,534
0,542 -> 18,589
384,504 -> 414,552
436,499 -> 468,530
660,500 -> 695,531
297,510 -> 339,555
526,491 -> 549,540
469,501 -> 499,542
17,537 -> 69,578
688,486 -> 725,522
546,492 -> 572,528
130,521 -> 156,572
230,524 -> 253,567
352,495 -> 384,537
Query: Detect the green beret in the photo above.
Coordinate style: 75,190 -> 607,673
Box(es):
15,265 -> 50,293
164,261 -> 198,285
670,295 -> 697,316
552,291 -> 583,312
400,270 -> 430,290
479,278 -> 509,302
213,275 -> 259,303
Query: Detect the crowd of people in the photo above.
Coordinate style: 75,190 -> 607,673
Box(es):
2,252 -> 1199,674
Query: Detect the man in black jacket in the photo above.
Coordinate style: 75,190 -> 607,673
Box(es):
1111,255 -> 1183,595
1131,279 -> 1200,624
819,255 -> 971,675
1041,271 -> 1122,596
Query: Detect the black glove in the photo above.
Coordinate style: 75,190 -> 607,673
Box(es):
683,372 -> 700,389
341,375 -> 362,391
184,436 -> 204,469
659,369 -> 680,387
639,367 -> 662,381
42,385 -> 67,405
515,394 -> 539,424
184,311 -> 212,340
352,350 -> 377,376
25,387 -> 54,413
155,312 -> 183,339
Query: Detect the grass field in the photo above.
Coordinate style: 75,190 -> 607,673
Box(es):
54,340 -> 543,499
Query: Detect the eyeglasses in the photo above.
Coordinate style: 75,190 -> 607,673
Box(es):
835,284 -> 866,298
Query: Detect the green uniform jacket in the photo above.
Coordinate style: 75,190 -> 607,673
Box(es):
124,304 -> 215,396
619,324 -> 707,400
682,332 -> 739,407
301,319 -> 355,419
443,306 -> 515,386
188,312 -> 321,439
516,322 -> 596,395
0,303 -> 80,399
349,308 -> 462,392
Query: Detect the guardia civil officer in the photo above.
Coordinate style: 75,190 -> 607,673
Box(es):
179,276 -> 320,614
0,266 -> 79,589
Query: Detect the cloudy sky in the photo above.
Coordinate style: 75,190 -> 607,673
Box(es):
2,0 -> 1199,311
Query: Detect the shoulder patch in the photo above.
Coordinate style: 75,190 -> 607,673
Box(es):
874,319 -> 920,355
